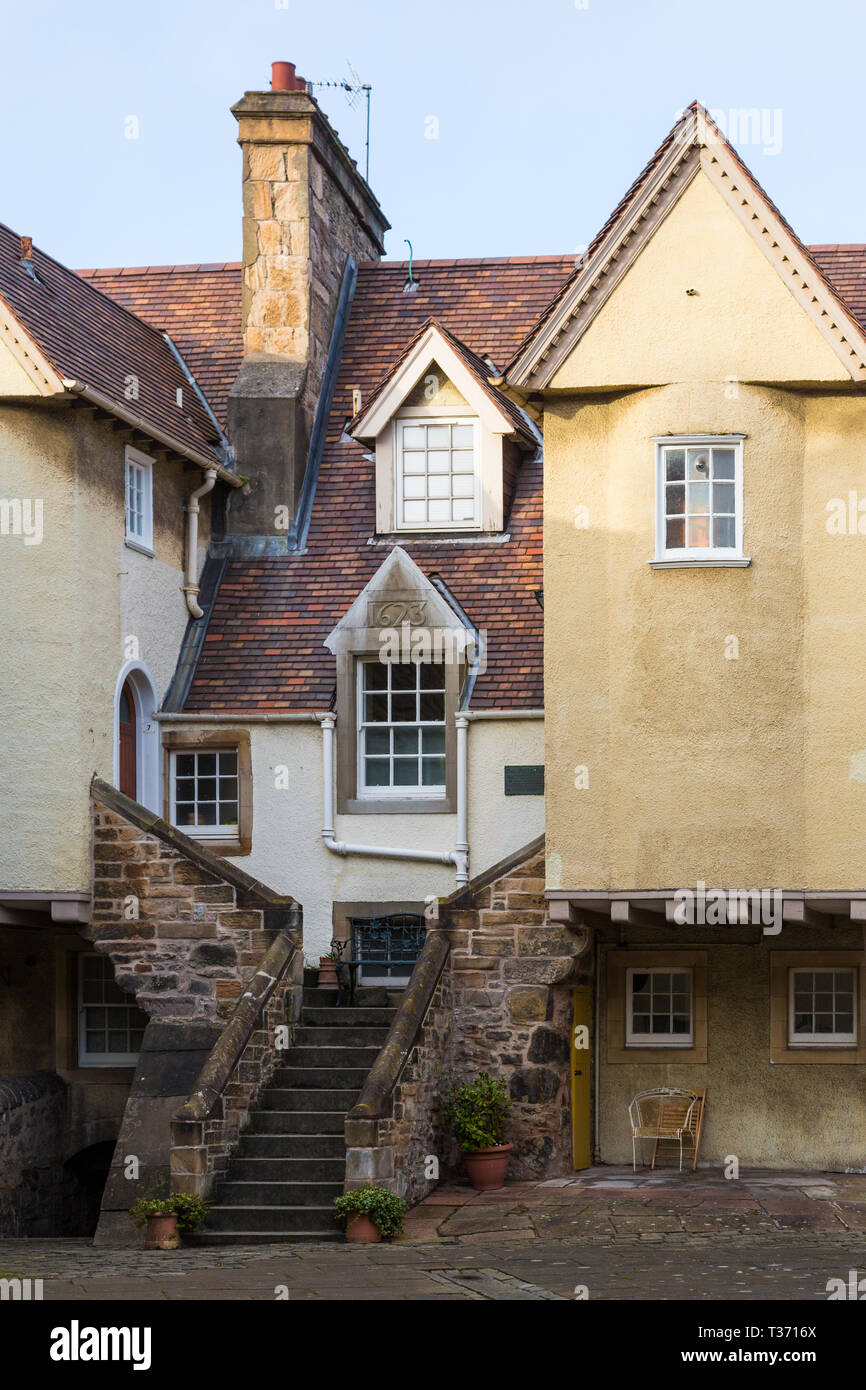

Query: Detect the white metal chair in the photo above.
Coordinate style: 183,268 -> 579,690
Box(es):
627,1087 -> 703,1172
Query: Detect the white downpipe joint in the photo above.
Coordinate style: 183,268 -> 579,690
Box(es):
184,468 -> 217,618
319,711 -> 470,880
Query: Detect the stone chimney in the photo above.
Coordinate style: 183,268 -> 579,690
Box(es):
227,61 -> 389,537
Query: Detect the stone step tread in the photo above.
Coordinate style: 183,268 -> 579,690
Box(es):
276,1047 -> 382,1066
293,1027 -> 391,1046
229,1159 -> 346,1178
302,1008 -> 398,1026
247,1110 -> 348,1133
259,1088 -> 360,1110
239,1136 -> 344,1156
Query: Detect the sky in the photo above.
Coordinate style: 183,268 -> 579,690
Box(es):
2,0 -> 865,270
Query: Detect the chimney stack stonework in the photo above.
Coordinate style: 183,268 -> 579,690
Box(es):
227,67 -> 390,537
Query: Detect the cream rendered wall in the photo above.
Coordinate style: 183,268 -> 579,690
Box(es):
0,398 -> 210,892
598,927 -> 866,1171
224,716 -> 544,956
550,173 -> 849,391
543,165 -> 866,893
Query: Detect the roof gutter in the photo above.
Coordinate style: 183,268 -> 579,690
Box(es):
60,378 -> 242,487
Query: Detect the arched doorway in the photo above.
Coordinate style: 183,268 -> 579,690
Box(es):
113,662 -> 159,811
118,680 -> 137,797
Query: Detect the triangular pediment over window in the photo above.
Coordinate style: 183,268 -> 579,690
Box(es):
324,545 -> 474,657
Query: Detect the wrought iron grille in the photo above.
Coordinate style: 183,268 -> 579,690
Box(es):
350,913 -> 426,981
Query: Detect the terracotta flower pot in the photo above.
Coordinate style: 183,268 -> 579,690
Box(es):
144,1213 -> 180,1250
345,1213 -> 381,1243
463,1143 -> 513,1191
319,958 -> 339,989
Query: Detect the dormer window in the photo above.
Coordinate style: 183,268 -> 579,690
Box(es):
350,320 -> 537,537
397,418 -> 478,530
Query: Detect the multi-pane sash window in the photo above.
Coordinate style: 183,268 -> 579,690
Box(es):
656,438 -> 742,559
626,967 -> 693,1047
358,660 -> 446,796
78,954 -> 148,1066
397,419 -> 477,529
171,749 -> 239,836
789,968 -> 857,1046
124,446 -> 153,549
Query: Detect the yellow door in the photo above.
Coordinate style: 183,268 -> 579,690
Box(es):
571,988 -> 592,1170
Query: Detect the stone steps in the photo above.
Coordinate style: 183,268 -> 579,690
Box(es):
198,983 -> 397,1243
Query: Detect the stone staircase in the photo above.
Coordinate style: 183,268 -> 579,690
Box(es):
196,970 -> 396,1244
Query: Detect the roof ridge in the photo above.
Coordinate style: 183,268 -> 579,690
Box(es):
76,262 -> 244,276
358,254 -> 579,270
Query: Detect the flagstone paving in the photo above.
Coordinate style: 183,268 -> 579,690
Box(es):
2,1168 -> 865,1299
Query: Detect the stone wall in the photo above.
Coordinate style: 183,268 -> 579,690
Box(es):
0,1073 -> 75,1236
345,844 -> 590,1196
170,947 -> 302,1200
91,789 -> 298,1022
445,848 -> 590,1179
88,781 -> 302,1243
347,948 -> 453,1204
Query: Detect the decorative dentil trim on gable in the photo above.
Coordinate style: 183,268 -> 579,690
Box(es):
507,106 -> 866,390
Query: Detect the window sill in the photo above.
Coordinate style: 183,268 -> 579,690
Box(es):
344,796 -> 454,816
125,537 -> 155,558
185,834 -> 249,857
649,556 -> 751,570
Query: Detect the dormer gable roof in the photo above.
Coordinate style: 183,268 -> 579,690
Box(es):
351,317 -> 537,449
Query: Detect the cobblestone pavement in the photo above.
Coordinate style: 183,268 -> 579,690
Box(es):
2,1169 -> 865,1300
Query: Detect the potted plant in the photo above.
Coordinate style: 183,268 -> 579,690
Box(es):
318,949 -> 340,989
129,1193 -> 210,1250
333,1185 -> 408,1243
443,1071 -> 512,1191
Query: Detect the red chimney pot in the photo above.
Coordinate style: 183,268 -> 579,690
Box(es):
20,236 -> 33,260
271,61 -> 305,92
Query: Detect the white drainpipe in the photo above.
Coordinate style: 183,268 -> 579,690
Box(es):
320,713 -> 469,885
184,468 -> 217,618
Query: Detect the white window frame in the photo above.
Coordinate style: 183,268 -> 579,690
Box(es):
393,414 -> 481,533
626,965 -> 694,1048
77,953 -> 146,1068
652,435 -> 747,567
169,747 -> 241,840
124,445 -> 154,552
788,966 -> 858,1048
356,659 -> 447,799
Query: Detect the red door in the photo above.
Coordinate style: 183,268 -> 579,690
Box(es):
118,681 -> 137,798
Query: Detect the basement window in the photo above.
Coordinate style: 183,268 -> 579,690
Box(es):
124,445 -> 154,552
652,436 -> 747,567
78,954 -> 147,1067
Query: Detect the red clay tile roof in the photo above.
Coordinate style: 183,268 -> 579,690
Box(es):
75,262 -> 243,424
809,246 -> 866,329
184,255 -> 574,712
81,238 -> 866,713
0,224 -> 225,464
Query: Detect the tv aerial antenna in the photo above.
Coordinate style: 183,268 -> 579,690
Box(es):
309,61 -> 372,183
